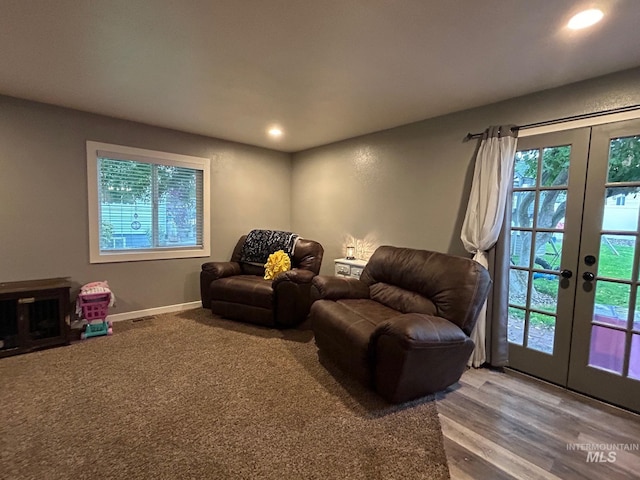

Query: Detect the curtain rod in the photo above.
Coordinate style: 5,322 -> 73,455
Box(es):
464,103 -> 640,141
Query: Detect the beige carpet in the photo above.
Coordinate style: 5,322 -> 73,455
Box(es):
0,308 -> 450,479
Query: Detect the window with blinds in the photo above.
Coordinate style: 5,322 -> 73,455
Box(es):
86,141 -> 210,263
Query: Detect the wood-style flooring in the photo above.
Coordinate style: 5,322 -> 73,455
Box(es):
436,368 -> 640,480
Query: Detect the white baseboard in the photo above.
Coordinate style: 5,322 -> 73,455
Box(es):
107,301 -> 202,323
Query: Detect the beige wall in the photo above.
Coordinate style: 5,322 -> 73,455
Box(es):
0,95 -> 291,313
291,67 -> 640,274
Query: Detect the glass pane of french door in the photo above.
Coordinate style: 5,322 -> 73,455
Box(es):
508,129 -> 589,385
568,120 -> 640,413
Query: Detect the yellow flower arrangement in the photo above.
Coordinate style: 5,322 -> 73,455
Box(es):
264,250 -> 291,280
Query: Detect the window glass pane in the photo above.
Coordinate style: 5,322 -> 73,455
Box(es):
510,231 -> 532,268
508,269 -> 528,307
528,312 -> 555,354
541,145 -> 571,187
607,135 -> 640,183
593,281 -> 630,328
514,149 -> 538,187
534,232 -> 561,270
597,235 -> 635,281
602,188 -> 640,232
99,159 -> 152,251
531,273 -> 559,315
634,290 -> 640,332
512,191 -> 535,228
98,159 -> 202,252
589,326 -> 625,375
537,190 -> 566,229
508,307 -> 525,345
157,166 -> 202,247
629,335 -> 640,381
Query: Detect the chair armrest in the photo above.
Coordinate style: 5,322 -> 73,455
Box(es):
271,269 -> 319,327
310,275 -> 370,301
201,261 -> 242,279
371,313 -> 468,348
200,261 -> 242,308
272,268 -> 315,288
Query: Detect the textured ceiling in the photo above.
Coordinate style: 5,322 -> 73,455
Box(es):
1,0 -> 639,152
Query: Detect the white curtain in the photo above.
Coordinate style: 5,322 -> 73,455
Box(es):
461,125 -> 518,367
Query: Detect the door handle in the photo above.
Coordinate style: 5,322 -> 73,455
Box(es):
583,271 -> 595,282
560,269 -> 573,279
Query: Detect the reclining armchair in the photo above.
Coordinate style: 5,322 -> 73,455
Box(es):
200,231 -> 324,328
310,245 -> 491,403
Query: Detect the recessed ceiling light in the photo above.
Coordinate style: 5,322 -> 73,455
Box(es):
268,127 -> 283,138
568,8 -> 604,29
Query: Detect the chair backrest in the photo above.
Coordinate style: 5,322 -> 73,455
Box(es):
360,245 -> 491,336
230,235 -> 324,276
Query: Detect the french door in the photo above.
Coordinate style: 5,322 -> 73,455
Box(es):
507,119 -> 640,413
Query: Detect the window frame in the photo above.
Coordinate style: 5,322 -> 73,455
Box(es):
86,141 -> 210,263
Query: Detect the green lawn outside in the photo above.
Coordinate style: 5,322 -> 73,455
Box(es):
511,240 -> 636,327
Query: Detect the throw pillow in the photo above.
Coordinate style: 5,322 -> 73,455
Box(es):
264,250 -> 291,280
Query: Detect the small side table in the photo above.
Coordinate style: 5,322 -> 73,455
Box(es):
334,258 -> 368,279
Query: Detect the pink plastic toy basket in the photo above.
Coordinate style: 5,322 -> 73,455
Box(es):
78,292 -> 111,321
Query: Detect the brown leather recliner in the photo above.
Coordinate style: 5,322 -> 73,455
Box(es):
200,235 -> 324,328
309,245 -> 491,403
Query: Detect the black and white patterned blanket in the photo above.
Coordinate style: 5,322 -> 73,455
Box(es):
239,229 -> 300,264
